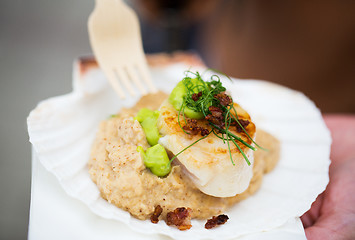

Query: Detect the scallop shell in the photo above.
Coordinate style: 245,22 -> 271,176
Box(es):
27,61 -> 331,240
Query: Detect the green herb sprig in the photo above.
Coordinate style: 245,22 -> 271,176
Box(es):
175,71 -> 265,166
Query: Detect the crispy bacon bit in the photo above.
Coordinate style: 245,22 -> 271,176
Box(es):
183,125 -> 200,135
200,128 -> 210,136
192,91 -> 202,101
235,119 -> 250,132
187,118 -> 198,126
205,106 -> 224,129
182,119 -> 209,136
150,205 -> 163,224
166,207 -> 192,230
214,93 -> 232,107
205,214 -> 229,229
208,106 -> 223,118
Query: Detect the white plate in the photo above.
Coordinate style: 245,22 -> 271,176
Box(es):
29,149 -> 306,240
27,62 -> 331,240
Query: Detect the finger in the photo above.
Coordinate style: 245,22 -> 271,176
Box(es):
305,225 -> 336,240
304,211 -> 355,240
301,192 -> 325,228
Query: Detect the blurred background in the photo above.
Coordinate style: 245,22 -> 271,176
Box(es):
1,0 -> 354,239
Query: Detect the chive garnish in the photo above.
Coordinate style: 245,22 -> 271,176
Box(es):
172,71 -> 265,166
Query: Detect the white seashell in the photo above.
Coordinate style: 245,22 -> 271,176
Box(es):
27,61 -> 331,240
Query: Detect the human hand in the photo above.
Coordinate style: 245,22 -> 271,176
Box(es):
301,114 -> 355,240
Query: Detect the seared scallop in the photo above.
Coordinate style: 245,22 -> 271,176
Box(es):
157,100 -> 256,197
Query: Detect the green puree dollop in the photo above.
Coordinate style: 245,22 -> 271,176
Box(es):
137,145 -> 171,177
135,108 -> 161,146
135,108 -> 171,177
168,78 -> 205,119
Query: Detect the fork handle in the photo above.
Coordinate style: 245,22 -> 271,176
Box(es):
95,0 -> 123,6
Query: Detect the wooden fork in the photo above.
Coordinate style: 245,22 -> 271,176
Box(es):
88,0 -> 157,99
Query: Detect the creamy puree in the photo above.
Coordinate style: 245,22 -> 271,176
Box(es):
88,92 -> 280,220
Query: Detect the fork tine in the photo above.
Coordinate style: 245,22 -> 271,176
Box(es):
115,67 -> 136,97
137,61 -> 158,93
126,65 -> 147,95
104,67 -> 126,99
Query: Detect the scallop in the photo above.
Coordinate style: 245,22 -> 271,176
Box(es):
157,99 -> 256,197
